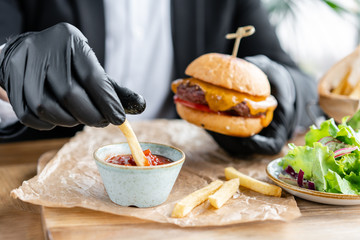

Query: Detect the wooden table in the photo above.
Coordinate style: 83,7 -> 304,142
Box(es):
0,138 -> 68,240
1,137 -> 360,240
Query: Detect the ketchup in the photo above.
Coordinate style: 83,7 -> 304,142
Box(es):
105,149 -> 172,166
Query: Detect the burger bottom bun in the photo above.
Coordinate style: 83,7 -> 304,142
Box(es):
175,103 -> 264,137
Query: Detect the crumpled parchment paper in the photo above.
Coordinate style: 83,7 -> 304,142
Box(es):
11,119 -> 301,227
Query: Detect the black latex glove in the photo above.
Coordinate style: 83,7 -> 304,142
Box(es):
208,55 -> 299,156
0,23 -> 145,130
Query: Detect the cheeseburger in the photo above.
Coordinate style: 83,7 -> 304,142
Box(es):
171,53 -> 277,137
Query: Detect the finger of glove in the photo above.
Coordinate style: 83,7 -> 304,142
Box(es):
7,81 -> 56,130
208,100 -> 290,156
17,110 -> 56,130
245,55 -> 296,104
109,78 -> 146,115
250,119 -> 288,153
60,78 -> 110,127
208,119 -> 287,155
1,41 -> 55,130
249,101 -> 290,153
7,77 -> 67,131
0,32 -> 33,89
44,22 -> 88,45
42,36 -> 109,127
71,39 -> 126,125
8,84 -> 56,130
245,55 -> 297,137
20,50 -> 78,126
31,91 -> 79,127
244,97 -> 291,154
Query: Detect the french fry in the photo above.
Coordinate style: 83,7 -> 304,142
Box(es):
208,178 -> 240,209
341,80 -> 353,96
171,180 -> 223,218
332,67 -> 356,96
349,76 -> 360,98
331,68 -> 351,95
118,119 -> 149,166
225,167 -> 282,197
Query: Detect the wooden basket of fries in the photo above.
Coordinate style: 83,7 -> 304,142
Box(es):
318,45 -> 360,123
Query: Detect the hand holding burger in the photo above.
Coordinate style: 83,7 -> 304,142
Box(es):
172,54 -> 299,155
172,53 -> 277,137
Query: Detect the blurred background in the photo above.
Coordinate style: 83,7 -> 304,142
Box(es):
262,0 -> 360,80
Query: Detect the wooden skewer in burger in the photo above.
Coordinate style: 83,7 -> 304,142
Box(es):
171,26 -> 278,137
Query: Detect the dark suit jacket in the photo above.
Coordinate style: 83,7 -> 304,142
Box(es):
0,0 -> 316,142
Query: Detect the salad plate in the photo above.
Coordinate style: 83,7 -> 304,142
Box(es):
266,158 -> 360,205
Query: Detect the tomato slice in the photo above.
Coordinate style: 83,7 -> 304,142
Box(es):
173,95 -> 214,113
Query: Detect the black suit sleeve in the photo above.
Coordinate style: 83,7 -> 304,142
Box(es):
236,0 -> 295,67
236,0 -> 323,129
0,0 -> 24,141
0,0 -> 23,44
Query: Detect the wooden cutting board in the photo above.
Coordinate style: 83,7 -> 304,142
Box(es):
39,151 -> 282,240
38,151 -> 291,240
38,149 -> 360,240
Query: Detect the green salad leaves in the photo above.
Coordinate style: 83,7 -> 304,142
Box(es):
279,118 -> 360,194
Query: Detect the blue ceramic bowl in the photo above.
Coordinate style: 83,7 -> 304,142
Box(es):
94,142 -> 185,208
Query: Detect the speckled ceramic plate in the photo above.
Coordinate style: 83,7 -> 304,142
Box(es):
266,158 -> 360,205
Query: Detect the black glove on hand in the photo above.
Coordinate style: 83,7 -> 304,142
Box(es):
0,23 -> 145,130
208,55 -> 298,156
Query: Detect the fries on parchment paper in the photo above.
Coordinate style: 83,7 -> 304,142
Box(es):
208,178 -> 240,209
171,180 -> 223,218
225,167 -> 282,197
172,167 -> 281,218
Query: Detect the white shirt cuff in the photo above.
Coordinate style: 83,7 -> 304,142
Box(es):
0,99 -> 18,128
0,43 -> 5,52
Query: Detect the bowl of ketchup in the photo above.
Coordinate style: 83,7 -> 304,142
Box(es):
94,142 -> 185,208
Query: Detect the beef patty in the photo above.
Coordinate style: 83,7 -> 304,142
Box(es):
176,83 -> 265,118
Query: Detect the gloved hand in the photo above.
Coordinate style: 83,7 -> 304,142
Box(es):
0,23 -> 145,130
208,55 -> 299,156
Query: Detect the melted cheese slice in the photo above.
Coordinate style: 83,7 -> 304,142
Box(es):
172,78 -> 278,127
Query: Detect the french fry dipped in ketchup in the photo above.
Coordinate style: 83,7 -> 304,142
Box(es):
118,119 -> 150,166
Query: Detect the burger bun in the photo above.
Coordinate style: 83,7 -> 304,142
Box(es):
175,103 -> 264,137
